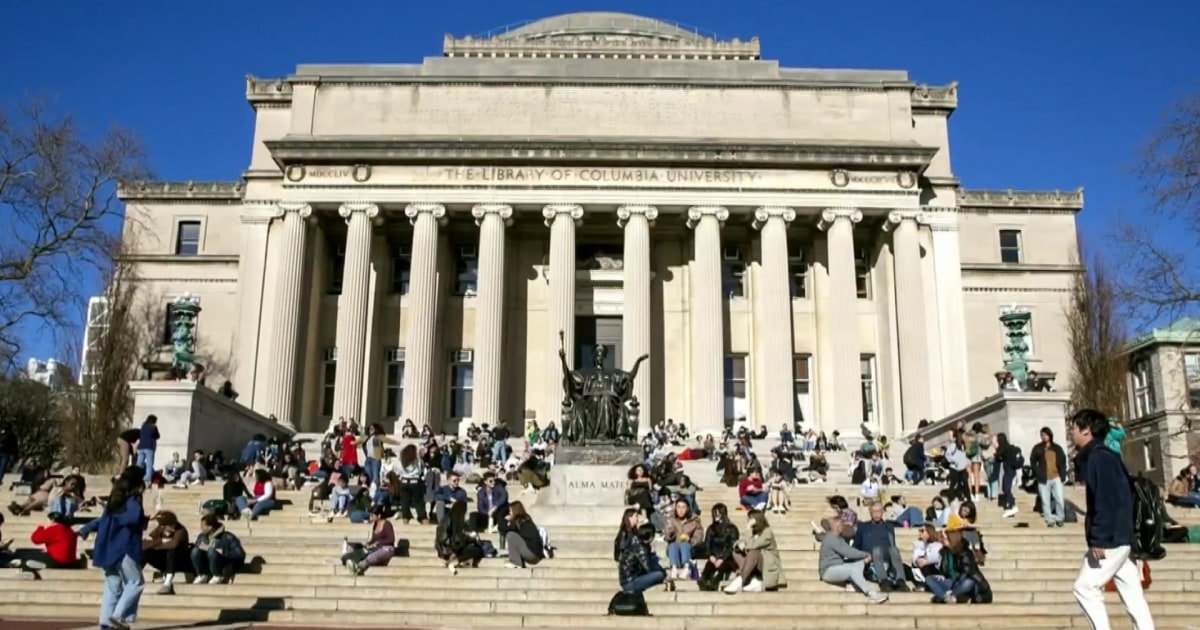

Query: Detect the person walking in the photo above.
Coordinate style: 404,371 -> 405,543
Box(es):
136,415 -> 159,484
1069,409 -> 1155,630
93,473 -> 148,630
994,433 -> 1022,518
1030,427 -> 1068,527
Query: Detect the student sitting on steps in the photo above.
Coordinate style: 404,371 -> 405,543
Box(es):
618,523 -> 667,593
190,513 -> 245,585
341,505 -> 397,576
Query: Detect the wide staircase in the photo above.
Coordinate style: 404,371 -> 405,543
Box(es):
1,448 -> 1198,628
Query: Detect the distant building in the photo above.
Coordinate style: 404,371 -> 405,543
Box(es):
79,296 -> 109,388
1121,317 -> 1200,486
24,357 -> 72,391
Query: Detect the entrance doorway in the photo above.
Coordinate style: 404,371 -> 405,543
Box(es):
576,316 -> 622,369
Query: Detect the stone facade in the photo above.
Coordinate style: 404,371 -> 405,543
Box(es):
115,12 -> 1082,438
1122,318 -> 1200,487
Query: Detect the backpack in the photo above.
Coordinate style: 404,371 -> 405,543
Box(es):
607,591 -> 649,616
1130,474 -> 1166,561
1008,447 -> 1024,470
965,443 -> 980,459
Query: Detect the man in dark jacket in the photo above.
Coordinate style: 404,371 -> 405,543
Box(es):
902,437 -> 926,484
433,471 -> 469,524
618,523 -> 666,593
1029,427 -> 1068,527
852,502 -> 908,591
1068,409 -> 1154,630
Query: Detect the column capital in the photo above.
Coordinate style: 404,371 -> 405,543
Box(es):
882,210 -> 927,232
471,203 -> 514,227
616,205 -> 658,228
542,204 -> 584,227
816,207 -> 862,231
686,206 -> 729,229
404,203 -> 447,226
752,206 -> 796,230
276,202 -> 313,219
338,202 -> 380,220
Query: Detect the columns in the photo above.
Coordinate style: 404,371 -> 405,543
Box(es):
816,208 -> 864,432
401,203 -> 446,429
234,212 -> 272,409
885,211 -> 932,428
331,202 -> 379,423
930,217 -> 971,412
262,202 -> 312,428
618,205 -> 657,433
687,206 -> 728,433
753,207 -> 797,429
543,204 -> 583,421
471,203 -> 513,427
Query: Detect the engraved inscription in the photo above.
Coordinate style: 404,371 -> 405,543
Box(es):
308,167 -> 353,179
566,480 -> 626,490
439,166 -> 764,185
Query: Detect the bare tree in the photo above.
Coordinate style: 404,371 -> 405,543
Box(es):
0,99 -> 149,364
1066,248 -> 1128,418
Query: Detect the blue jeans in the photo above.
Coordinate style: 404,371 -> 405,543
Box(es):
365,458 -> 381,486
136,449 -> 155,483
235,496 -> 249,512
1000,468 -> 1016,510
332,494 -> 350,513
251,498 -> 275,519
1038,478 -> 1066,524
926,575 -> 975,602
100,554 -> 143,625
50,496 -> 76,518
667,542 -> 693,567
492,442 -> 510,464
622,569 -> 666,593
0,452 -> 11,484
890,506 -> 924,527
740,492 -> 765,508
373,489 -> 391,505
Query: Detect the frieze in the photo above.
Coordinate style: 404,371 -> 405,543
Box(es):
911,82 -> 958,112
119,181 -> 244,201
959,188 -> 1084,209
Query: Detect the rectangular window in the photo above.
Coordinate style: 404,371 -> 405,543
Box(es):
793,354 -> 813,426
855,246 -> 871,299
391,254 -> 411,295
999,230 -> 1022,264
161,303 -> 178,345
385,348 -> 405,417
724,354 -> 749,428
455,254 -> 478,295
789,249 -> 808,299
321,347 -> 337,418
449,351 -> 474,418
1185,353 -> 1200,409
329,245 -> 346,295
722,261 -> 748,298
175,221 -> 201,255
860,354 -> 878,425
1132,357 -> 1156,416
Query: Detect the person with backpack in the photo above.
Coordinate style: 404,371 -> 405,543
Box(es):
993,433 -> 1023,518
902,437 -> 926,485
618,522 -> 666,593
1069,409 -> 1155,630
1030,427 -> 1068,526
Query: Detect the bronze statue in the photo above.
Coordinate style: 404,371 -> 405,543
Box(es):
557,331 -> 648,445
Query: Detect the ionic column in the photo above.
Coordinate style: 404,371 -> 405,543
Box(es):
401,203 -> 446,429
235,212 -> 273,410
753,207 -> 797,429
543,204 -> 583,422
471,203 -> 513,427
618,205 -> 657,434
331,202 -> 379,424
687,206 -> 728,433
262,202 -> 312,428
816,208 -> 864,431
885,210 -> 932,427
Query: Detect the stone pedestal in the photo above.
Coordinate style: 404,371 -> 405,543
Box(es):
540,445 -> 642,508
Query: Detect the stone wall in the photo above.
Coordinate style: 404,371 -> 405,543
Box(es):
912,391 -> 1070,462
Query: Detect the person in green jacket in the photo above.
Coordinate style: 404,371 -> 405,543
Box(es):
1104,417 -> 1126,454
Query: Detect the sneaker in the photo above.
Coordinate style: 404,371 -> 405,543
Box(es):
447,563 -> 457,576
722,575 -> 743,594
1002,508 -> 1017,518
944,594 -> 957,604
209,576 -> 225,584
157,584 -> 175,595
344,559 -> 357,572
193,575 -> 210,585
504,562 -> 521,569
5,559 -> 21,568
867,592 -> 889,604
743,578 -> 764,592
108,617 -> 131,630
23,560 -> 46,571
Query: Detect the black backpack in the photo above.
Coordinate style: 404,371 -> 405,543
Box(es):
1130,474 -> 1167,561
607,591 -> 649,616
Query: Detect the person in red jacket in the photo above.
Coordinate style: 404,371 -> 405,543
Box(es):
738,469 -> 767,510
340,427 -> 360,475
18,512 -> 79,576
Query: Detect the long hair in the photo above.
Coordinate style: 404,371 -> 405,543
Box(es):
710,502 -> 729,524
828,495 -> 849,511
400,444 -> 418,467
449,499 -> 468,531
747,509 -> 769,536
509,501 -> 531,525
106,474 -> 143,513
618,507 -> 639,532
996,432 -> 1010,452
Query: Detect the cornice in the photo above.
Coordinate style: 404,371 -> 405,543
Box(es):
442,32 -> 762,61
118,181 -> 245,201
961,263 -> 1084,273
962,286 -> 1071,294
958,187 -> 1084,211
246,75 -> 293,107
292,74 -> 915,93
265,137 -> 937,171
911,82 -> 958,115
120,254 -> 239,264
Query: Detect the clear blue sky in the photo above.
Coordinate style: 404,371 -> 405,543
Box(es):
2,0 -> 1199,361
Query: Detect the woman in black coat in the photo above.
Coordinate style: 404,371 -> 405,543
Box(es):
437,499 -> 482,574
698,502 -> 739,589
993,433 -> 1022,515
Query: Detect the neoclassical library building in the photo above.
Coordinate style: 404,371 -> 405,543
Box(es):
118,12 -> 1083,438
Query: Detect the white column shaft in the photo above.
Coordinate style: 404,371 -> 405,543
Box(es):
473,209 -> 508,426
932,227 -> 970,411
331,205 -> 376,423
235,217 -> 270,409
825,216 -> 864,430
690,214 -> 725,433
891,218 -> 931,427
621,210 -> 653,433
402,209 -> 442,428
263,206 -> 310,428
757,216 -> 796,428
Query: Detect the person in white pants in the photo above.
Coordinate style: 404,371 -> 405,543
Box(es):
1068,409 -> 1155,630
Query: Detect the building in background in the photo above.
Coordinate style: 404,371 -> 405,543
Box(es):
24,357 -> 71,391
1122,317 -> 1200,487
115,12 -> 1083,437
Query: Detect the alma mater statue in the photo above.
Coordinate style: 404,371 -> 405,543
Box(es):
557,331 -> 648,446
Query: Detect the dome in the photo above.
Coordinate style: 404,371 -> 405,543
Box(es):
498,12 -> 709,43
